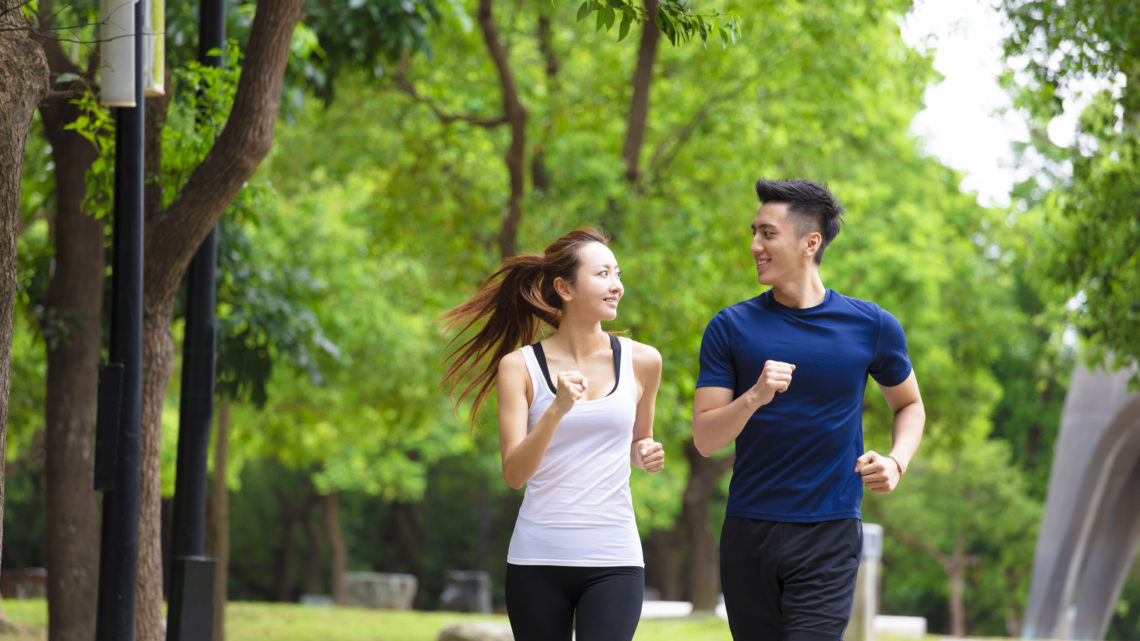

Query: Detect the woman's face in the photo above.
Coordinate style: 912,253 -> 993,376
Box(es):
563,241 -> 623,321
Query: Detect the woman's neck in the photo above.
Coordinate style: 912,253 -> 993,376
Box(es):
547,317 -> 607,363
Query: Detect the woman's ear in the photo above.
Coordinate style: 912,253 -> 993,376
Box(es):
553,276 -> 573,303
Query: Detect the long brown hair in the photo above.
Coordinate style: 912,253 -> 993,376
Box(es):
440,227 -> 611,423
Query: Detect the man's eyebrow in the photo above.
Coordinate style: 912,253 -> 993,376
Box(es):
751,223 -> 778,230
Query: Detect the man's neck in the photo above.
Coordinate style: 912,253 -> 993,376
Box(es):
770,271 -> 826,309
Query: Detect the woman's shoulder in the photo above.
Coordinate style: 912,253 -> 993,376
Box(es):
626,338 -> 662,372
498,347 -> 528,370
497,348 -> 533,399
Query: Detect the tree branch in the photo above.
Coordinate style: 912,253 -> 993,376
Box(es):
476,0 -> 527,259
145,0 -> 304,308
646,76 -> 755,182
889,524 -> 952,566
391,69 -> 506,129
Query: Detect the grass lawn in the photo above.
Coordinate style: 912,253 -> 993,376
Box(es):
0,598 -> 946,640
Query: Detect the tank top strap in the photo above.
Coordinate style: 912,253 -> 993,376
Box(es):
616,336 -> 635,394
520,345 -> 553,403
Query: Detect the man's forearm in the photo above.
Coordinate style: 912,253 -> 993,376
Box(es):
888,401 -> 925,471
692,393 -> 762,456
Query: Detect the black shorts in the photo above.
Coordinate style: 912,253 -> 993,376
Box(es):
505,563 -> 644,641
720,516 -> 862,641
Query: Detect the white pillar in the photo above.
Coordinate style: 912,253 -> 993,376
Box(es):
142,0 -> 164,96
99,0 -> 137,106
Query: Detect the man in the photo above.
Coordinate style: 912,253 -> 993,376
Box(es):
692,178 -> 925,641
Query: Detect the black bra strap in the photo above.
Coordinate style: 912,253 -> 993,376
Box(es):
609,334 -> 621,394
531,335 -> 621,397
532,341 -> 557,394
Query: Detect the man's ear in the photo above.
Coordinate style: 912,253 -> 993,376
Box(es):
553,276 -> 573,303
803,232 -> 822,258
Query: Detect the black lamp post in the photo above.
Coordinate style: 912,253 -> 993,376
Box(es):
166,1 -> 226,639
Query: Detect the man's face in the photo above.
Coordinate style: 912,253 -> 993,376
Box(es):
750,202 -> 809,286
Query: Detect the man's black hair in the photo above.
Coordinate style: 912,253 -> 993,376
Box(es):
755,178 -> 845,264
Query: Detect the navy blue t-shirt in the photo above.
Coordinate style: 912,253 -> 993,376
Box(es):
696,289 -> 912,522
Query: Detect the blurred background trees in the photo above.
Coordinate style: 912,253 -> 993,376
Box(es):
5,0 -> 1137,638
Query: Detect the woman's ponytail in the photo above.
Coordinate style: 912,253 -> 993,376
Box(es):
439,227 -> 609,426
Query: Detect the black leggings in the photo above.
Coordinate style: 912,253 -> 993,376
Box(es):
505,564 -> 644,641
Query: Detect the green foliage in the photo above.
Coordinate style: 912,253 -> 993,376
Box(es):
866,439 -> 1041,636
10,204 -> 50,463
215,168 -> 474,499
214,212 -> 340,409
6,306 -> 47,463
21,0 -> 39,20
983,210 -> 1073,495
1001,0 -> 1140,379
244,0 -> 1052,620
160,41 -> 244,206
62,88 -> 115,218
1109,558 -> 1140,641
576,0 -> 742,47
3,0 -> 1073,627
291,0 -> 443,104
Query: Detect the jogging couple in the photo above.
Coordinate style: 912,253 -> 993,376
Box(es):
442,178 -> 926,641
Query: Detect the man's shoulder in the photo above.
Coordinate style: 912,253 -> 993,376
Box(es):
827,290 -> 890,319
712,294 -> 767,320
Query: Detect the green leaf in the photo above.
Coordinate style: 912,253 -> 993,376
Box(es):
618,14 -> 632,41
577,1 -> 590,22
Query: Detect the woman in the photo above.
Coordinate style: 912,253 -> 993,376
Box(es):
441,227 -> 665,641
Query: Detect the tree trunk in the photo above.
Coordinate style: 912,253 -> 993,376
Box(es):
273,490 -> 298,602
476,487 -> 492,571
644,529 -> 684,601
40,70 -> 103,641
529,11 -> 557,192
476,0 -> 527,259
888,525 -> 978,638
682,441 -> 733,611
303,501 -> 324,595
272,487 -> 321,603
621,0 -> 660,186
211,401 -> 231,641
324,492 -> 347,605
946,533 -> 968,638
133,2 -> 304,637
0,0 -> 51,607
948,560 -> 965,637
602,0 -> 660,235
136,299 -> 174,641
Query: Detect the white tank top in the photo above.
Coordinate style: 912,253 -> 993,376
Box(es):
506,335 -> 644,567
